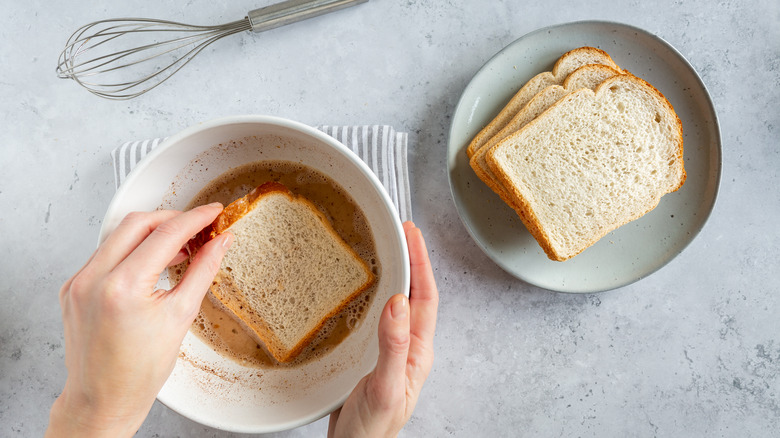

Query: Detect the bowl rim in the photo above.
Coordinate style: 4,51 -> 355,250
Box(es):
98,114 -> 410,433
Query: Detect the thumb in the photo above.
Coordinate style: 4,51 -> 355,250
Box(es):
171,232 -> 233,320
371,294 -> 410,406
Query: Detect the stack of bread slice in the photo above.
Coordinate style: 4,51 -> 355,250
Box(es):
468,47 -> 686,261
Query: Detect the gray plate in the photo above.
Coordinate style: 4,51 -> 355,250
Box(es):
447,21 -> 722,293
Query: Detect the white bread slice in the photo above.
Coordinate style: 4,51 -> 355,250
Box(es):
486,74 -> 686,261
465,47 -> 621,158
470,64 -> 624,208
203,182 -> 375,363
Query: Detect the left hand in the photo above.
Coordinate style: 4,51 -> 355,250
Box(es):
46,203 -> 232,437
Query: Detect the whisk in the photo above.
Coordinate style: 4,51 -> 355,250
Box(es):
56,0 -> 367,100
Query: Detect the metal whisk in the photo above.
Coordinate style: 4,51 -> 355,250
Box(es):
57,0 -> 367,100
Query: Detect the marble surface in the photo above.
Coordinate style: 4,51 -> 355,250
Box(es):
1,0 -> 778,436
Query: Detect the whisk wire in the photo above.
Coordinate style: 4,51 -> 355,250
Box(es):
59,19 -> 251,77
96,23 -> 251,98
56,0 -> 368,99
68,22 -> 244,77
57,18 -> 252,100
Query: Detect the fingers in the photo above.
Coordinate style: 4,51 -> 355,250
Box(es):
116,203 -> 223,279
60,247 -> 99,301
91,210 -> 183,274
167,248 -> 189,268
402,221 -> 438,387
327,408 -> 341,438
372,294 -> 411,407
170,232 -> 233,319
404,222 -> 438,347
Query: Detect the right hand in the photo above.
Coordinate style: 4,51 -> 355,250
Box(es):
328,221 -> 439,437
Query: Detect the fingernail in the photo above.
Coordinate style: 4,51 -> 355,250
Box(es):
221,232 -> 234,249
390,295 -> 408,321
207,202 -> 223,209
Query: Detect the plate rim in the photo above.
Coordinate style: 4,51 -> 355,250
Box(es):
447,19 -> 723,293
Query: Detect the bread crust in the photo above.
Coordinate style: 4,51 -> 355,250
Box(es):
469,65 -> 623,208
210,181 -> 288,236
196,181 -> 375,362
486,74 -> 685,261
465,46 -> 620,158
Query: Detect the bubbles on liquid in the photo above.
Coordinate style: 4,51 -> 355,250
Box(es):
177,159 -> 380,369
296,170 -> 327,185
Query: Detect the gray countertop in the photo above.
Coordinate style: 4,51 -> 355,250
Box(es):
1,0 -> 778,436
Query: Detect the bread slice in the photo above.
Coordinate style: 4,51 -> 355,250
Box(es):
470,64 -> 623,207
486,74 -> 686,261
465,47 -> 621,158
203,181 -> 375,362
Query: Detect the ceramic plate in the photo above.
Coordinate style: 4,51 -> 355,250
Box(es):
447,21 -> 721,293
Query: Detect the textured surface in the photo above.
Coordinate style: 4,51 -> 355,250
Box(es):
466,46 -> 619,158
471,64 -> 622,205
212,186 -> 373,362
487,74 -> 684,260
1,0 -> 778,437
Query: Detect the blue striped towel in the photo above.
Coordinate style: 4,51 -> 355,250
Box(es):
111,125 -> 412,221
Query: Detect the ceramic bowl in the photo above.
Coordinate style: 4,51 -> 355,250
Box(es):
99,115 -> 410,433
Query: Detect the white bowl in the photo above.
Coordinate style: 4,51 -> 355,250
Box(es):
99,115 -> 410,433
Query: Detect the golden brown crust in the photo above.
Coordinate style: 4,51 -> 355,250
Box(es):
551,47 -> 617,75
471,65 -> 626,212
475,65 -> 624,162
465,72 -> 553,158
465,47 -> 621,159
203,181 -> 375,363
485,153 -> 563,260
279,273 -> 374,362
469,149 -> 522,210
211,181 -> 290,236
208,272 -> 283,359
606,75 -> 686,192
486,73 -> 685,261
187,181 -> 291,253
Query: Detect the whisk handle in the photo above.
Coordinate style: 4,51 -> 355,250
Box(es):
247,0 -> 368,32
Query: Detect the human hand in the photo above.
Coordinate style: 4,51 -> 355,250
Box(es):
328,221 -> 439,438
46,204 -> 233,438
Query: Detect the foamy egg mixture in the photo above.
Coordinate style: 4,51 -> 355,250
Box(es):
168,160 -> 380,368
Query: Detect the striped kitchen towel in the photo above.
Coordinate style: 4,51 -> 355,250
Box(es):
111,125 -> 412,221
